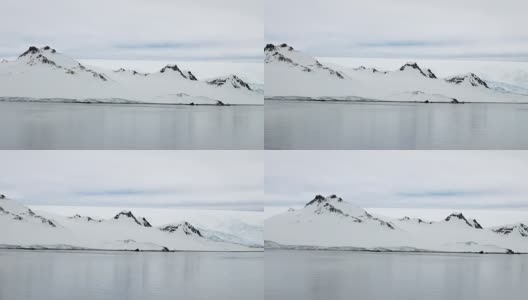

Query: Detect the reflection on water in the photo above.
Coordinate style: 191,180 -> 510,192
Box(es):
265,100 -> 528,149
265,250 -> 528,300
0,102 -> 263,149
0,250 -> 262,300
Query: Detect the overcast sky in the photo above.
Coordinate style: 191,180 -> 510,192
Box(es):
265,151 -> 528,209
0,0 -> 262,62
266,0 -> 528,61
0,151 -> 263,211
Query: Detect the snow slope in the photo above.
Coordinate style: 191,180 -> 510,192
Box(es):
265,194 -> 528,253
0,196 -> 257,251
0,46 -> 262,105
30,205 -> 264,247
265,43 -> 528,103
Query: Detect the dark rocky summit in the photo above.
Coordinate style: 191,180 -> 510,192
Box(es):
446,73 -> 489,88
207,75 -> 252,90
493,223 -> 528,237
113,211 -> 152,227
399,62 -> 437,79
160,64 -> 197,80
160,222 -> 203,237
445,213 -> 483,229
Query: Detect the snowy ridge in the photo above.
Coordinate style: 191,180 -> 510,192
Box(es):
206,74 -> 253,91
265,194 -> 528,254
160,222 -> 203,237
0,46 -> 262,105
445,73 -> 489,88
159,64 -> 198,81
0,195 -> 258,251
492,223 -> 528,238
265,43 -> 528,103
265,43 -> 345,79
399,62 -> 437,79
113,210 -> 152,227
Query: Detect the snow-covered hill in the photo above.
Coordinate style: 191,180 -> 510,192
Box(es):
0,46 -> 262,105
265,43 -> 528,103
265,194 -> 528,254
0,195 -> 257,251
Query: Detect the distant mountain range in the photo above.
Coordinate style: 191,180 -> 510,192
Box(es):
0,46 -> 262,105
265,194 -> 528,254
0,195 -> 260,251
265,43 -> 528,103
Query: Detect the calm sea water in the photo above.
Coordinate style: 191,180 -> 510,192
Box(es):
0,250 -> 263,300
0,102 -> 263,149
265,100 -> 528,149
265,250 -> 528,300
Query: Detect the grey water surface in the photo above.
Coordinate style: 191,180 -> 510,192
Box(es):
265,250 -> 528,300
0,250 -> 263,300
0,101 -> 263,149
265,100 -> 528,149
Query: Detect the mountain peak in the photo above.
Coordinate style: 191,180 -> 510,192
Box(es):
445,213 -> 483,229
264,43 -> 345,79
160,222 -> 203,237
445,73 -> 489,88
70,214 -> 101,222
399,62 -> 437,79
493,223 -> 528,237
13,45 -> 109,82
113,210 -> 152,227
207,74 -> 252,90
305,194 -> 345,207
114,68 -> 148,76
159,64 -> 198,81
265,43 -> 294,52
19,46 -> 57,58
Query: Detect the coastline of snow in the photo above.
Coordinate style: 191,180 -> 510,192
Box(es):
0,46 -> 263,105
265,195 -> 528,254
0,196 -> 261,252
265,43 -> 528,103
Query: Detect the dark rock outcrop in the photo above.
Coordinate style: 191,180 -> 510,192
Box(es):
160,64 -> 196,81
445,213 -> 482,229
160,222 -> 203,237
113,211 -> 152,227
493,223 -> 528,237
207,75 -> 252,90
445,73 -> 489,88
399,62 -> 437,79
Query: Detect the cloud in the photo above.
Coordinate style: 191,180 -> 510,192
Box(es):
0,0 -> 263,62
0,151 -> 264,211
265,0 -> 528,60
265,151 -> 528,209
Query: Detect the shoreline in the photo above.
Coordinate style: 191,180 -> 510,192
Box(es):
265,242 -> 525,255
0,246 -> 264,253
265,97 -> 528,104
0,98 -> 264,107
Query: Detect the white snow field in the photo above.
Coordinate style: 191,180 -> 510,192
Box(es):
265,195 -> 528,254
265,43 -> 528,103
0,46 -> 262,105
0,196 -> 260,251
29,205 -> 264,248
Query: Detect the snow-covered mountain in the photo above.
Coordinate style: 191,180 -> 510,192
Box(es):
206,74 -> 253,90
265,43 -> 528,103
265,194 -> 528,254
160,222 -> 203,237
445,73 -> 489,88
265,43 -> 345,79
0,46 -> 262,105
492,223 -> 528,238
0,195 -> 257,251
